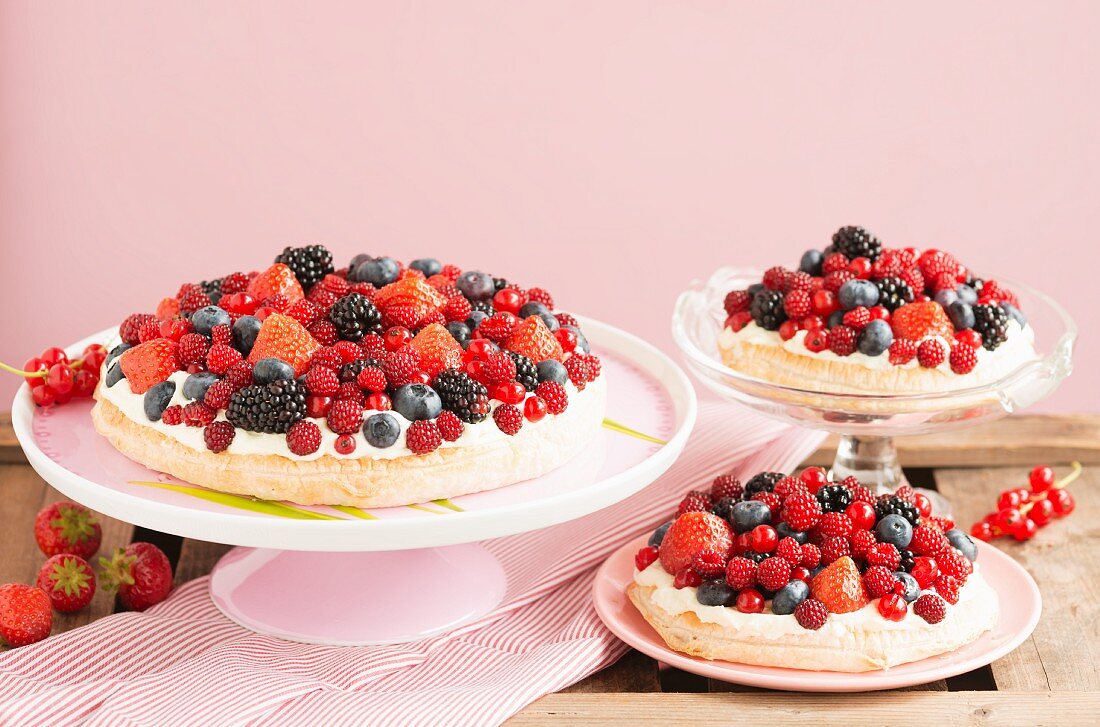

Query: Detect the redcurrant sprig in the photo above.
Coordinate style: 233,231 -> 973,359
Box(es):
1,344 -> 107,408
970,462 -> 1082,542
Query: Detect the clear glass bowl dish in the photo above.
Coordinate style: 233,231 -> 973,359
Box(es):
672,267 -> 1076,494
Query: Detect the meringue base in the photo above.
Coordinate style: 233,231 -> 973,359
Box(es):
90,380 -> 606,508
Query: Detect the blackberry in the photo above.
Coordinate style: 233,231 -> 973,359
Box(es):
199,278 -> 223,305
508,352 -> 539,392
832,226 -> 883,261
339,357 -> 381,384
711,497 -> 739,522
972,303 -> 1009,351
744,472 -> 785,498
743,551 -> 768,565
275,244 -> 334,290
816,484 -> 853,513
470,300 -> 495,316
874,277 -> 914,311
432,369 -> 490,423
874,496 -> 920,528
225,380 -> 306,434
749,290 -> 787,331
329,293 -> 382,341
492,277 -> 510,292
898,549 -> 916,573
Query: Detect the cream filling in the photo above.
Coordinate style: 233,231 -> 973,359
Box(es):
634,561 -> 996,638
99,363 -> 604,461
720,319 -> 1037,381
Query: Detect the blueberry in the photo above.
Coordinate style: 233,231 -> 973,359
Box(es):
538,312 -> 560,331
563,325 -> 589,354
446,322 -> 471,346
648,521 -> 673,548
392,383 -> 443,421
827,310 -> 845,328
466,310 -> 489,330
771,580 -> 810,615
143,381 -> 176,421
838,279 -> 880,310
875,514 -> 913,549
947,301 -> 975,331
799,249 -> 824,276
105,362 -> 125,387
934,288 -> 959,309
956,284 -> 978,305
858,319 -> 894,357
1001,302 -> 1027,327
945,528 -> 978,561
253,357 -> 295,384
456,270 -> 495,301
536,359 -> 568,385
349,253 -> 374,270
519,302 -> 551,319
232,315 -> 262,356
894,571 -> 920,603
729,500 -> 771,534
191,306 -> 231,336
776,522 -> 808,544
696,580 -> 736,607
107,343 -> 132,367
182,372 -> 220,401
350,257 -> 399,286
409,258 -> 442,277
810,565 -> 824,578
363,412 -> 401,448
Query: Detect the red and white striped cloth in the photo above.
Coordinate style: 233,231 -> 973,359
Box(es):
0,403 -> 823,726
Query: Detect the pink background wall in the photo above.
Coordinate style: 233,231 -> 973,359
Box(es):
1,2 -> 1096,411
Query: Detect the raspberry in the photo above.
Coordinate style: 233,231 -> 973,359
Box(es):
862,566 -> 897,598
161,405 -> 184,425
822,253 -> 849,274
349,282 -> 376,298
286,420 -> 322,456
419,310 -> 447,328
333,341 -> 361,363
827,326 -> 857,356
781,492 -> 822,531
178,287 -> 212,315
526,287 -> 554,309
436,410 -> 464,442
492,403 -> 523,435
919,250 -> 961,280
555,312 -> 579,328
137,319 -> 161,343
481,351 -> 517,385
772,476 -> 806,499
710,475 -> 742,501
326,399 -> 364,435
382,349 -> 422,388
850,529 -> 877,559
305,366 -> 340,397
677,491 -> 713,517
900,266 -> 924,293
535,381 -> 568,415
220,272 -> 249,295
405,419 -> 442,455
564,355 -> 594,389
311,346 -> 343,370
203,379 -> 235,410
285,299 -> 323,328
307,286 -> 340,311
308,320 -> 339,346
794,599 -> 829,630
842,307 -> 870,330
934,574 -> 962,604
763,266 -> 788,290
865,542 -> 901,570
723,290 -> 752,316
443,296 -> 472,323
776,537 -> 802,563
360,333 -> 386,357
751,491 -> 782,518
824,269 -> 856,293
818,512 -> 853,538
888,338 -> 918,365
692,550 -> 727,579
356,366 -> 387,393
783,290 -> 812,319
785,271 -> 814,293
209,325 -> 232,347
206,344 -> 243,375
913,593 -> 947,624
917,338 -> 946,368
224,360 -> 253,389
949,343 -> 978,374
183,401 -> 216,427
203,421 -> 235,453
120,313 -> 159,345
937,548 -> 973,580
724,557 -> 758,590
336,382 -> 364,404
478,312 -> 520,343
847,483 -> 875,504
581,354 -> 602,380
909,526 -> 948,557
756,556 -> 793,591
319,274 -> 350,296
820,536 -> 851,564
799,543 -> 821,569
177,333 -> 210,366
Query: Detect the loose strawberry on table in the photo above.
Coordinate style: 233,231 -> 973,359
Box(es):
36,554 -> 96,613
99,542 -> 173,612
34,502 -> 102,559
0,584 -> 52,647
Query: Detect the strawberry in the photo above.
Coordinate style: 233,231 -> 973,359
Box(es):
246,313 -> 321,376
155,296 -> 181,320
409,323 -> 463,377
373,277 -> 447,321
890,302 -> 954,342
247,263 -> 305,304
658,512 -> 733,575
34,501 -> 102,559
810,555 -> 869,614
504,316 -> 565,363
118,338 -> 180,394
99,542 -> 173,612
36,554 -> 96,613
0,584 -> 52,647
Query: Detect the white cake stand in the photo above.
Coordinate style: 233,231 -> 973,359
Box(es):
13,317 -> 696,645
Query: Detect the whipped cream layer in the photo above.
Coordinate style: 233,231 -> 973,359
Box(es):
720,319 -> 1037,386
634,561 -> 997,638
98,365 -> 604,462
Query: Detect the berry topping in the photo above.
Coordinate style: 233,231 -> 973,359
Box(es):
328,293 -> 383,341
274,244 -> 334,289
118,339 -> 180,394
405,419 -> 443,455
810,556 -> 868,614
286,420 -> 322,456
660,512 -> 734,575
246,313 -> 321,376
203,421 -> 236,453
225,380 -> 306,434
891,301 -> 955,342
794,598 -> 829,630
831,226 -> 882,262
247,263 -> 305,304
913,593 -> 947,624
492,403 -> 523,435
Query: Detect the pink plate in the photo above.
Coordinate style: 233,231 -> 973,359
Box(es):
592,535 -> 1041,691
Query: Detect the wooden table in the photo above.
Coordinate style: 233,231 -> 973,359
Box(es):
3,413 -> 1099,724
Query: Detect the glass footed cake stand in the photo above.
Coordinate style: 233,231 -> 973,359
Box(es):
672,267 -> 1076,511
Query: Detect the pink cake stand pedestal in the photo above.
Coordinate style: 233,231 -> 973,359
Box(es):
14,318 -> 696,645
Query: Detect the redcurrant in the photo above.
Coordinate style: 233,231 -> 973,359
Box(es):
750,524 -> 778,554
735,588 -> 765,613
1029,465 -> 1055,492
